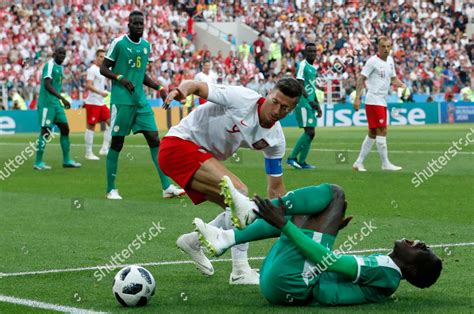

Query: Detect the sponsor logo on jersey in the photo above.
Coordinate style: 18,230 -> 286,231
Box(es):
144,48 -> 147,54
252,139 -> 269,150
240,119 -> 248,127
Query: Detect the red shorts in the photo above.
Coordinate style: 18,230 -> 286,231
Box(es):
365,104 -> 387,129
158,136 -> 214,204
85,104 -> 110,125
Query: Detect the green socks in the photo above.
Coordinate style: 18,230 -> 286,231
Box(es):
272,184 -> 333,215
106,149 -> 120,192
298,134 -> 313,164
150,147 -> 171,190
234,184 -> 334,244
60,135 -> 70,162
35,133 -> 46,164
289,132 -> 312,161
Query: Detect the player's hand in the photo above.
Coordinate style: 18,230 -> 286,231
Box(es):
61,98 -> 71,109
353,98 -> 361,111
163,88 -> 186,110
252,195 -> 287,229
159,88 -> 167,102
101,91 -> 109,97
119,77 -> 135,94
310,101 -> 323,118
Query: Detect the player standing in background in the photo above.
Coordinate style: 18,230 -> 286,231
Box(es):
194,60 -> 217,104
194,183 -> 442,306
34,47 -> 81,170
84,49 -> 112,160
287,43 -> 322,169
161,78 -> 302,284
352,36 -> 407,171
100,10 -> 184,200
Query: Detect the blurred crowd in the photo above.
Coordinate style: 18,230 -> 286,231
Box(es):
1,0 -> 472,109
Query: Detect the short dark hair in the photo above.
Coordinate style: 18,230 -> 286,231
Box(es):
96,49 -> 105,56
275,77 -> 303,99
54,47 -> 66,54
305,42 -> 316,48
129,10 -> 143,21
406,253 -> 443,288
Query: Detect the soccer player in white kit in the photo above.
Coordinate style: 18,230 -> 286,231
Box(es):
159,78 -> 302,284
84,49 -> 112,160
352,36 -> 407,171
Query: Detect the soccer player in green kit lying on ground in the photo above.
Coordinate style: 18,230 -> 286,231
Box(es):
192,180 -> 442,306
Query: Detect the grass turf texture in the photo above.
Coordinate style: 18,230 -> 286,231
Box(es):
0,124 -> 473,313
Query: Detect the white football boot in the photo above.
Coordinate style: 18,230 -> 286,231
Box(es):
177,232 -> 214,276
219,176 -> 257,229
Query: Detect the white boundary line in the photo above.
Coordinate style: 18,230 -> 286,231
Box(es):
1,242 -> 472,279
0,294 -> 108,313
0,142 -> 472,155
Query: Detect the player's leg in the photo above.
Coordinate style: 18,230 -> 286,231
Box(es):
189,159 -> 258,283
34,106 -> 54,169
353,104 -> 379,171
56,122 -> 81,168
55,106 -> 81,168
106,104 -> 134,199
377,126 -> 402,170
99,105 -> 111,155
195,183 -> 336,252
84,123 -> 99,160
370,105 -> 401,170
287,106 -> 307,169
34,127 -> 53,170
84,104 -> 99,160
298,127 -> 316,168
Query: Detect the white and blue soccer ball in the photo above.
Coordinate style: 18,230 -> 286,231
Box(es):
112,265 -> 156,307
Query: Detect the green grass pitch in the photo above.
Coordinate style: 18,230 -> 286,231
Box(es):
0,124 -> 473,313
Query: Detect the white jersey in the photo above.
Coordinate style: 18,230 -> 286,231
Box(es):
166,83 -> 286,163
85,64 -> 107,105
361,55 -> 396,106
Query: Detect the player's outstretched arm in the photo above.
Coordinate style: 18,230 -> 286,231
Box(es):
254,195 -> 357,279
44,78 -> 70,108
163,80 -> 208,109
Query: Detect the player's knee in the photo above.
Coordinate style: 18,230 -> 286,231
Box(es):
110,136 -> 125,152
330,184 -> 345,202
59,124 -> 69,136
144,132 -> 160,148
304,128 -> 315,140
41,127 -> 51,137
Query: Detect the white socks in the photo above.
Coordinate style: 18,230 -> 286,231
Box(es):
355,135 -> 375,164
102,126 -> 111,151
84,129 -> 94,154
375,136 -> 389,165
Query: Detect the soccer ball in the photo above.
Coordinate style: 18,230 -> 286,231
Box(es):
112,265 -> 156,307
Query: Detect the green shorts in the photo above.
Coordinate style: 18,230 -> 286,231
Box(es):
37,105 -> 68,128
295,105 -> 318,128
259,230 -> 335,305
110,104 -> 157,136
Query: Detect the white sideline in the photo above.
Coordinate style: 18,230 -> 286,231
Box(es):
0,294 -> 108,313
1,242 -> 472,278
0,142 -> 473,155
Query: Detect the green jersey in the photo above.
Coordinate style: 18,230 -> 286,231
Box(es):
38,59 -> 63,107
296,60 -> 317,107
313,254 -> 402,305
105,35 -> 151,106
